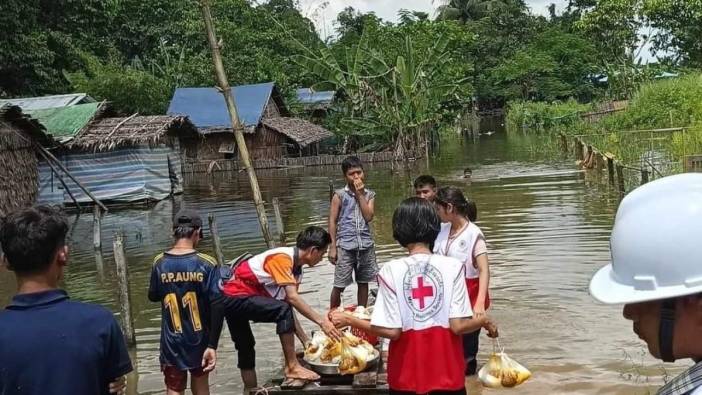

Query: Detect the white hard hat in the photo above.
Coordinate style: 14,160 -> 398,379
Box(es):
590,173 -> 702,304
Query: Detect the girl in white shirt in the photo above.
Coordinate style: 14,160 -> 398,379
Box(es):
433,186 -> 491,375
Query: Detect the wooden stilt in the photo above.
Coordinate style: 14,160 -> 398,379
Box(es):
272,198 -> 286,247
208,213 -> 225,266
113,232 -> 136,345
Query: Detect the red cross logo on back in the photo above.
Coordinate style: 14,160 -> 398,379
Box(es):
411,276 -> 434,309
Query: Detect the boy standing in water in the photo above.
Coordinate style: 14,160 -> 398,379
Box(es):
329,156 -> 378,308
414,175 -> 437,201
148,209 -> 218,395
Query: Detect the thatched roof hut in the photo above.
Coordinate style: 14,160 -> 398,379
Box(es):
262,117 -> 333,147
36,114 -> 198,205
70,115 -> 198,151
168,82 -> 333,162
0,105 -> 50,217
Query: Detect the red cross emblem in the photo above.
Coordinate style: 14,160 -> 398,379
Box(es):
411,276 -> 434,309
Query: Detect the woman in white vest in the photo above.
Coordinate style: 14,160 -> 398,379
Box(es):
433,186 -> 490,376
331,198 -> 497,395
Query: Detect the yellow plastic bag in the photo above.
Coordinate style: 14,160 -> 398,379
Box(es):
478,340 -> 531,388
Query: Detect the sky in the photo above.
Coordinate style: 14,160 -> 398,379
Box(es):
297,0 -> 568,38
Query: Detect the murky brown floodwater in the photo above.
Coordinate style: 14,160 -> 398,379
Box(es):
0,123 -> 689,394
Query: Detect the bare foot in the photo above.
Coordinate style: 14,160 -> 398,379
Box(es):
285,364 -> 320,381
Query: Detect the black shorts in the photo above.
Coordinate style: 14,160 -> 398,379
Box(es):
220,295 -> 295,370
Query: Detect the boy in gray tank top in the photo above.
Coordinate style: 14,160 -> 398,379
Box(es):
328,156 -> 378,308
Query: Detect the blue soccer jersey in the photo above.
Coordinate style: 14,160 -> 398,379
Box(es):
148,251 -> 219,370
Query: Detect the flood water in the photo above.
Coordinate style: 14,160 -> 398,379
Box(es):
0,125 -> 689,394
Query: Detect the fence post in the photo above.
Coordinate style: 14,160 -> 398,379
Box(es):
113,232 -> 136,346
607,156 -> 615,184
208,213 -> 225,266
329,179 -> 334,202
641,168 -> 650,185
616,164 -> 626,194
559,133 -> 568,153
93,205 -> 102,250
272,198 -> 286,247
575,139 -> 584,161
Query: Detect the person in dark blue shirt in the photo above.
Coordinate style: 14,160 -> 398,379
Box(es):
0,205 -> 133,395
148,209 -> 218,395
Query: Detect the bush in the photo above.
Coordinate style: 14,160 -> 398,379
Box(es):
600,73 -> 702,130
505,99 -> 592,133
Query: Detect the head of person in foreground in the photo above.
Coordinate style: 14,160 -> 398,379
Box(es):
1,205 -> 69,285
589,173 -> 702,363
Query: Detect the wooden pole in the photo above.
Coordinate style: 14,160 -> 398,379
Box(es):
607,156 -> 615,184
575,139 -> 584,161
616,164 -> 626,194
208,213 -> 225,266
559,133 -> 568,152
35,144 -> 108,212
113,232 -> 136,345
272,198 -> 286,247
329,179 -> 334,202
641,168 -> 650,185
198,0 -> 274,248
36,148 -> 81,211
93,205 -> 101,250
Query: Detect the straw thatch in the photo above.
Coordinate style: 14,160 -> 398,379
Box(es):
70,115 -> 198,151
0,105 -> 49,217
261,117 -> 333,147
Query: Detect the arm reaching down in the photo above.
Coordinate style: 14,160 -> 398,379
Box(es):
285,285 -> 342,341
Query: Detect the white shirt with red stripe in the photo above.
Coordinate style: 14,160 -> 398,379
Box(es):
222,247 -> 302,300
371,253 -> 472,393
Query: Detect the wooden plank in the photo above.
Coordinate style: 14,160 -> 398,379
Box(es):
280,378 -> 308,390
352,372 -> 377,388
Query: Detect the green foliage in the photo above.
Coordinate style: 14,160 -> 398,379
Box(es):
505,100 -> 592,132
600,73 -> 702,130
66,53 -> 171,115
642,0 -> 702,67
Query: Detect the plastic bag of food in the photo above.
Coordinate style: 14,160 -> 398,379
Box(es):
338,334 -> 368,375
478,340 -> 531,388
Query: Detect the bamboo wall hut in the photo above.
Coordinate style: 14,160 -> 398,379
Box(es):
38,114 -> 197,205
167,82 -> 332,166
0,105 -> 51,217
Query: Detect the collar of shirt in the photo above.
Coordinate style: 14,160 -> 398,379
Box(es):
658,361 -> 702,395
7,289 -> 69,310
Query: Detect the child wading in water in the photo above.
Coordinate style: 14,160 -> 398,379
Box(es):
328,156 -> 378,308
433,186 -> 490,375
330,198 -> 497,395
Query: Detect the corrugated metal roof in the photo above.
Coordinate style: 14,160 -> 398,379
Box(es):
167,82 -> 275,129
0,93 -> 95,110
296,88 -> 335,105
26,102 -> 102,141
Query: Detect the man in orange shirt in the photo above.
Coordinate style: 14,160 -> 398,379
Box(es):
209,226 -> 341,389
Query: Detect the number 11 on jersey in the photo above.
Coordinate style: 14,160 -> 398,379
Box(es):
164,292 -> 202,333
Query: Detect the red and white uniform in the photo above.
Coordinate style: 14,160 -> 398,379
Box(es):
434,222 -> 490,309
222,247 -> 302,300
371,253 -> 472,393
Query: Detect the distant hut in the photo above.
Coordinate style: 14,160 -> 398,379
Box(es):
0,105 -> 50,217
0,93 -> 96,110
295,88 -> 336,120
168,82 -> 333,165
36,111 -> 197,205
